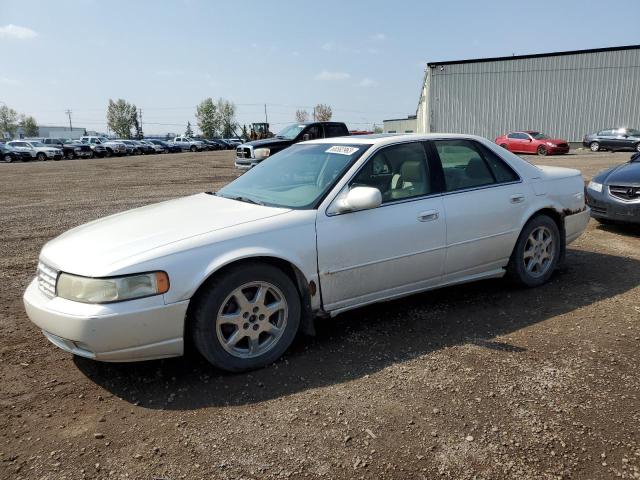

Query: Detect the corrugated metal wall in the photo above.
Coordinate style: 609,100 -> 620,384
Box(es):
425,48 -> 640,142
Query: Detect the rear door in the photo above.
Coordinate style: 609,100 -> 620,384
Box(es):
430,139 -> 526,281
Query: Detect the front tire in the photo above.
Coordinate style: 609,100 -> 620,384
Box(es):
3,153 -> 13,163
190,263 -> 301,372
507,215 -> 561,287
590,142 -> 600,152
536,145 -> 548,156
190,145 -> 197,152
36,152 -> 47,161
635,143 -> 640,153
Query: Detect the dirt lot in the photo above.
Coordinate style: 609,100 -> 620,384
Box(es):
1,149 -> 639,480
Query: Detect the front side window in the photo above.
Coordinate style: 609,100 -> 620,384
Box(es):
325,124 -> 346,137
350,142 -> 431,203
529,132 -> 550,140
434,140 -> 517,192
217,143 -> 371,209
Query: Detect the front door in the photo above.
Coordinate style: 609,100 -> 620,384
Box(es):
316,141 -> 446,312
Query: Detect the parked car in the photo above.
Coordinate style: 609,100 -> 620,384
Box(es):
1,143 -> 32,163
169,136 -> 205,152
235,121 -> 350,170
32,138 -> 93,160
80,136 -> 127,157
495,131 -> 570,156
214,139 -> 235,150
583,128 -> 640,152
116,140 -> 141,155
586,152 -> 640,224
7,140 -> 63,161
139,140 -> 164,154
202,140 -> 222,151
146,139 -> 181,153
23,134 -> 589,372
132,140 -> 155,155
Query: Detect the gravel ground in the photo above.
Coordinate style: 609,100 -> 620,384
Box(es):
1,149 -> 639,480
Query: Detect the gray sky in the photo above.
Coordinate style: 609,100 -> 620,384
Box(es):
1,0 -> 638,135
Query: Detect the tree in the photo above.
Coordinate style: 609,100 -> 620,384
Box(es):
373,124 -> 383,134
20,115 -> 39,137
131,105 -> 142,139
106,99 -> 136,138
314,104 -> 332,121
295,109 -> 309,123
185,121 -> 193,137
196,98 -> 219,138
0,105 -> 19,139
241,124 -> 249,140
217,98 -> 238,138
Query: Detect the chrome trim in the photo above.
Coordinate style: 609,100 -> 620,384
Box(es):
608,185 -> 640,204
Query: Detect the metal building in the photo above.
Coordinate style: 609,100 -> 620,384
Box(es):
416,45 -> 640,143
383,115 -> 417,134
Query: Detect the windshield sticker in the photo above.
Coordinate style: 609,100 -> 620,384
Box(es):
325,146 -> 359,156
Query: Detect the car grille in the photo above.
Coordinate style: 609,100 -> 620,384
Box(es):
236,147 -> 251,158
556,143 -> 569,149
609,185 -> 640,202
37,262 -> 58,298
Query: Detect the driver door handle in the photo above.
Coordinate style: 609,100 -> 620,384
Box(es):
510,194 -> 525,204
417,210 -> 439,222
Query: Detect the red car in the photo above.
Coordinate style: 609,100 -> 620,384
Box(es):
495,131 -> 570,156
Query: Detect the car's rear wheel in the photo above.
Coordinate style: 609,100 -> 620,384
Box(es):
104,149 -> 112,158
507,215 -> 560,287
590,141 -> 600,152
536,145 -> 548,156
190,145 -> 197,152
635,143 -> 640,153
190,263 -> 301,372
36,152 -> 47,161
66,151 -> 75,160
3,153 -> 13,163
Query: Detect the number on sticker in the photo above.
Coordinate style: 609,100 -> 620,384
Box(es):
325,146 -> 359,155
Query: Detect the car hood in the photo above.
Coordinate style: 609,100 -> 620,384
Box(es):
600,161 -> 640,185
241,137 -> 293,149
41,193 -> 291,276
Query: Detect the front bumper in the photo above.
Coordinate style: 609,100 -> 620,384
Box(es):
548,145 -> 570,154
23,278 -> 189,362
234,158 -> 259,170
586,189 -> 640,224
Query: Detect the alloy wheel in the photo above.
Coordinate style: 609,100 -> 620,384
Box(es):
523,226 -> 555,278
590,142 -> 600,152
216,281 -> 288,359
4,154 -> 13,163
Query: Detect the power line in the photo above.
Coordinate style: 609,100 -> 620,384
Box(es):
65,109 -> 73,131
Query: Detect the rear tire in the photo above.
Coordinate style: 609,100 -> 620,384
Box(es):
590,142 -> 600,152
190,145 -> 197,152
635,143 -> 640,153
507,215 -> 561,287
3,153 -> 13,163
190,263 -> 301,372
536,145 -> 548,156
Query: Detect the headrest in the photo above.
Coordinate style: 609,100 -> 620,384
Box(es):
400,160 -> 424,182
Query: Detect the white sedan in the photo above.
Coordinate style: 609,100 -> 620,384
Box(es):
24,134 -> 590,371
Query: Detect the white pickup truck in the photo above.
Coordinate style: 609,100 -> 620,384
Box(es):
169,136 -> 205,152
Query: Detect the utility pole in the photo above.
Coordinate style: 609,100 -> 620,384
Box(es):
313,106 -> 316,122
264,104 -> 268,124
139,108 -> 143,138
65,109 -> 73,131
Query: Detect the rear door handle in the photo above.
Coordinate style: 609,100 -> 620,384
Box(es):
417,210 -> 439,222
510,194 -> 525,204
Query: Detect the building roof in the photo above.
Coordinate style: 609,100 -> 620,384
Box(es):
382,115 -> 417,122
427,44 -> 640,67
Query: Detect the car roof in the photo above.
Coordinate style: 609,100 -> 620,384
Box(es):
304,133 -> 494,146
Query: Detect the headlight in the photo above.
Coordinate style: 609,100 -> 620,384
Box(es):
587,181 -> 603,193
56,271 -> 169,304
546,142 -> 555,147
74,147 -> 81,151
254,148 -> 270,160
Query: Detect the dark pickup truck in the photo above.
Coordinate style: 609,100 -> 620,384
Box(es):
235,121 -> 349,170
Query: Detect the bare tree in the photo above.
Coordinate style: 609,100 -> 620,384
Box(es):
295,109 -> 309,123
314,104 -> 332,121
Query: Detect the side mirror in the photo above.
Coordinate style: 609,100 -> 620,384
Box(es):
302,133 -> 311,141
528,139 -> 532,142
335,187 -> 382,213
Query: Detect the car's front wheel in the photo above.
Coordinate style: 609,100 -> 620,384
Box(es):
3,153 -> 13,163
590,141 -> 600,152
191,263 -> 301,372
536,145 -> 548,156
507,215 -> 561,287
635,143 -> 640,153
190,145 -> 197,152
36,153 -> 47,161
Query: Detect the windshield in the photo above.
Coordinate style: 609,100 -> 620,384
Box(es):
275,124 -> 306,140
217,143 -> 371,209
626,129 -> 640,136
529,132 -> 550,140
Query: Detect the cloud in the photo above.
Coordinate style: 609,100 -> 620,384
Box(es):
0,24 -> 37,40
0,77 -> 20,86
358,77 -> 377,87
321,42 -> 336,51
316,70 -> 351,81
370,33 -> 386,41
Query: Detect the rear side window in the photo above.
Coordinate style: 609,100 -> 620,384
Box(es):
433,140 -> 518,192
325,124 -> 347,137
